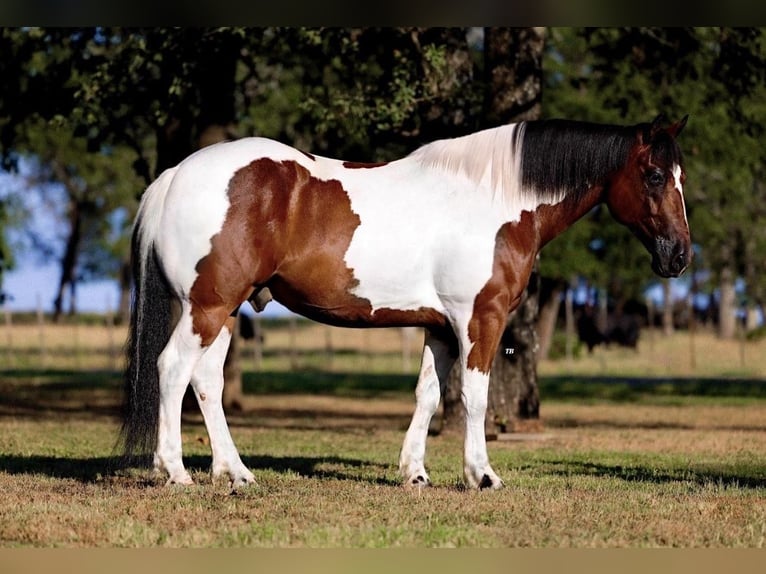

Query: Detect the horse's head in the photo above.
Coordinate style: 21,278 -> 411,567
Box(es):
606,114 -> 691,278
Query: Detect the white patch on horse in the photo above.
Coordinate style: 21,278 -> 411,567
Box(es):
672,163 -> 688,227
338,124 -> 565,315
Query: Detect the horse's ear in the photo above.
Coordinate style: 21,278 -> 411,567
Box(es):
649,113 -> 668,138
667,115 -> 689,138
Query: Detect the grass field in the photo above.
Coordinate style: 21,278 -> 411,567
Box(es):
1,320 -> 765,547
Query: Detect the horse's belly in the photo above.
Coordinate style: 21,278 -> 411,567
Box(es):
267,273 -> 448,329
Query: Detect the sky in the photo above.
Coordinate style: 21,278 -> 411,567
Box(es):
1,164 -> 292,317
2,261 -> 291,317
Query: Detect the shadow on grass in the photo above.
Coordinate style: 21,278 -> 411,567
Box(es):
3,452 -> 765,491
3,369 -> 766,416
0,454 -> 123,482
0,453 -> 397,486
546,416 -> 766,433
0,369 -> 122,421
534,459 -> 766,490
539,375 -> 766,402
242,370 -> 415,397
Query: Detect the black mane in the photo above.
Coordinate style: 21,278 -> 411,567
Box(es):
519,119 -> 638,202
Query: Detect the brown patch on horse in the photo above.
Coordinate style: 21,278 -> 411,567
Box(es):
342,161 -> 389,169
465,185 -> 606,372
366,306 -> 448,329
465,212 -> 536,372
189,158 -> 446,344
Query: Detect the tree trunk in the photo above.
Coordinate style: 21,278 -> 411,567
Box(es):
165,34 -> 243,411
486,267 -> 541,434
442,264 -> 542,435
222,314 -> 244,411
53,196 -> 83,322
483,27 -> 546,123
118,257 -> 131,324
662,278 -> 674,336
199,37 -> 244,411
442,27 -> 546,435
564,276 -> 576,361
718,266 -> 737,339
536,278 -> 564,360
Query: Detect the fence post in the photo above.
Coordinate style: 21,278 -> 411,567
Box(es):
3,304 -> 12,368
324,325 -> 333,371
105,293 -> 117,371
400,327 -> 416,373
252,315 -> 263,371
36,293 -> 46,369
288,315 -> 298,370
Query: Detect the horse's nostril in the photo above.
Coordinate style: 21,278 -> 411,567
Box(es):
674,251 -> 687,272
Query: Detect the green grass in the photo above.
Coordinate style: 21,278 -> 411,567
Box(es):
538,375 -> 766,405
1,418 -> 765,547
1,368 -> 766,547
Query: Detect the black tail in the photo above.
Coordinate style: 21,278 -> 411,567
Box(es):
119,218 -> 172,466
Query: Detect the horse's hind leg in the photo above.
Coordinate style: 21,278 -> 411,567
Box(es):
399,329 -> 457,487
190,316 -> 255,489
154,301 -> 210,485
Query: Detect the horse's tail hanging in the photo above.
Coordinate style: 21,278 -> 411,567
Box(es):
119,167 -> 177,465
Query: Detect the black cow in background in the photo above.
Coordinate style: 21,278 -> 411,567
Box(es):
576,302 -> 643,353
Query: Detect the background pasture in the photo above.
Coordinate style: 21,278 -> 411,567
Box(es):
1,318 -> 765,547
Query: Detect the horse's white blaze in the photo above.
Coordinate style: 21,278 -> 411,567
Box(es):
672,163 -> 688,227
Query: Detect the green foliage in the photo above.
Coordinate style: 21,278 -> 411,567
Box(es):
542,27 -> 766,306
545,331 -> 583,361
2,27 -> 764,311
245,28 -> 482,160
0,27 -> 484,303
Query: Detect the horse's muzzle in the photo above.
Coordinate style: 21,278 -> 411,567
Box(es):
651,240 -> 690,278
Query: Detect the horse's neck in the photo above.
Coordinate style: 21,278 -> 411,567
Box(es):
533,184 -> 605,248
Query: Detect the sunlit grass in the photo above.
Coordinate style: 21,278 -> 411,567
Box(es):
1,320 -> 766,547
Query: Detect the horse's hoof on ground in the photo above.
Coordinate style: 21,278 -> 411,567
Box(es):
228,471 -> 256,491
478,473 -> 504,490
404,474 -> 432,489
165,474 -> 194,487
464,467 -> 504,491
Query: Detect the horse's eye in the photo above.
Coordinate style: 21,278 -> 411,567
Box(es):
646,170 -> 665,188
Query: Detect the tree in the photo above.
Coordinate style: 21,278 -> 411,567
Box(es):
15,120 -> 140,320
541,27 -> 766,339
442,27 -> 546,435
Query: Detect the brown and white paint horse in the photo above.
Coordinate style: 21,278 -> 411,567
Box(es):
122,114 -> 690,490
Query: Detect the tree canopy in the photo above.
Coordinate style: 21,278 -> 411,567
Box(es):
540,27 -> 766,317
0,27 -> 764,324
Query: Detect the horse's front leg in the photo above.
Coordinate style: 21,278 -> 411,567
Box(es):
454,304 -> 509,490
399,329 -> 457,487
